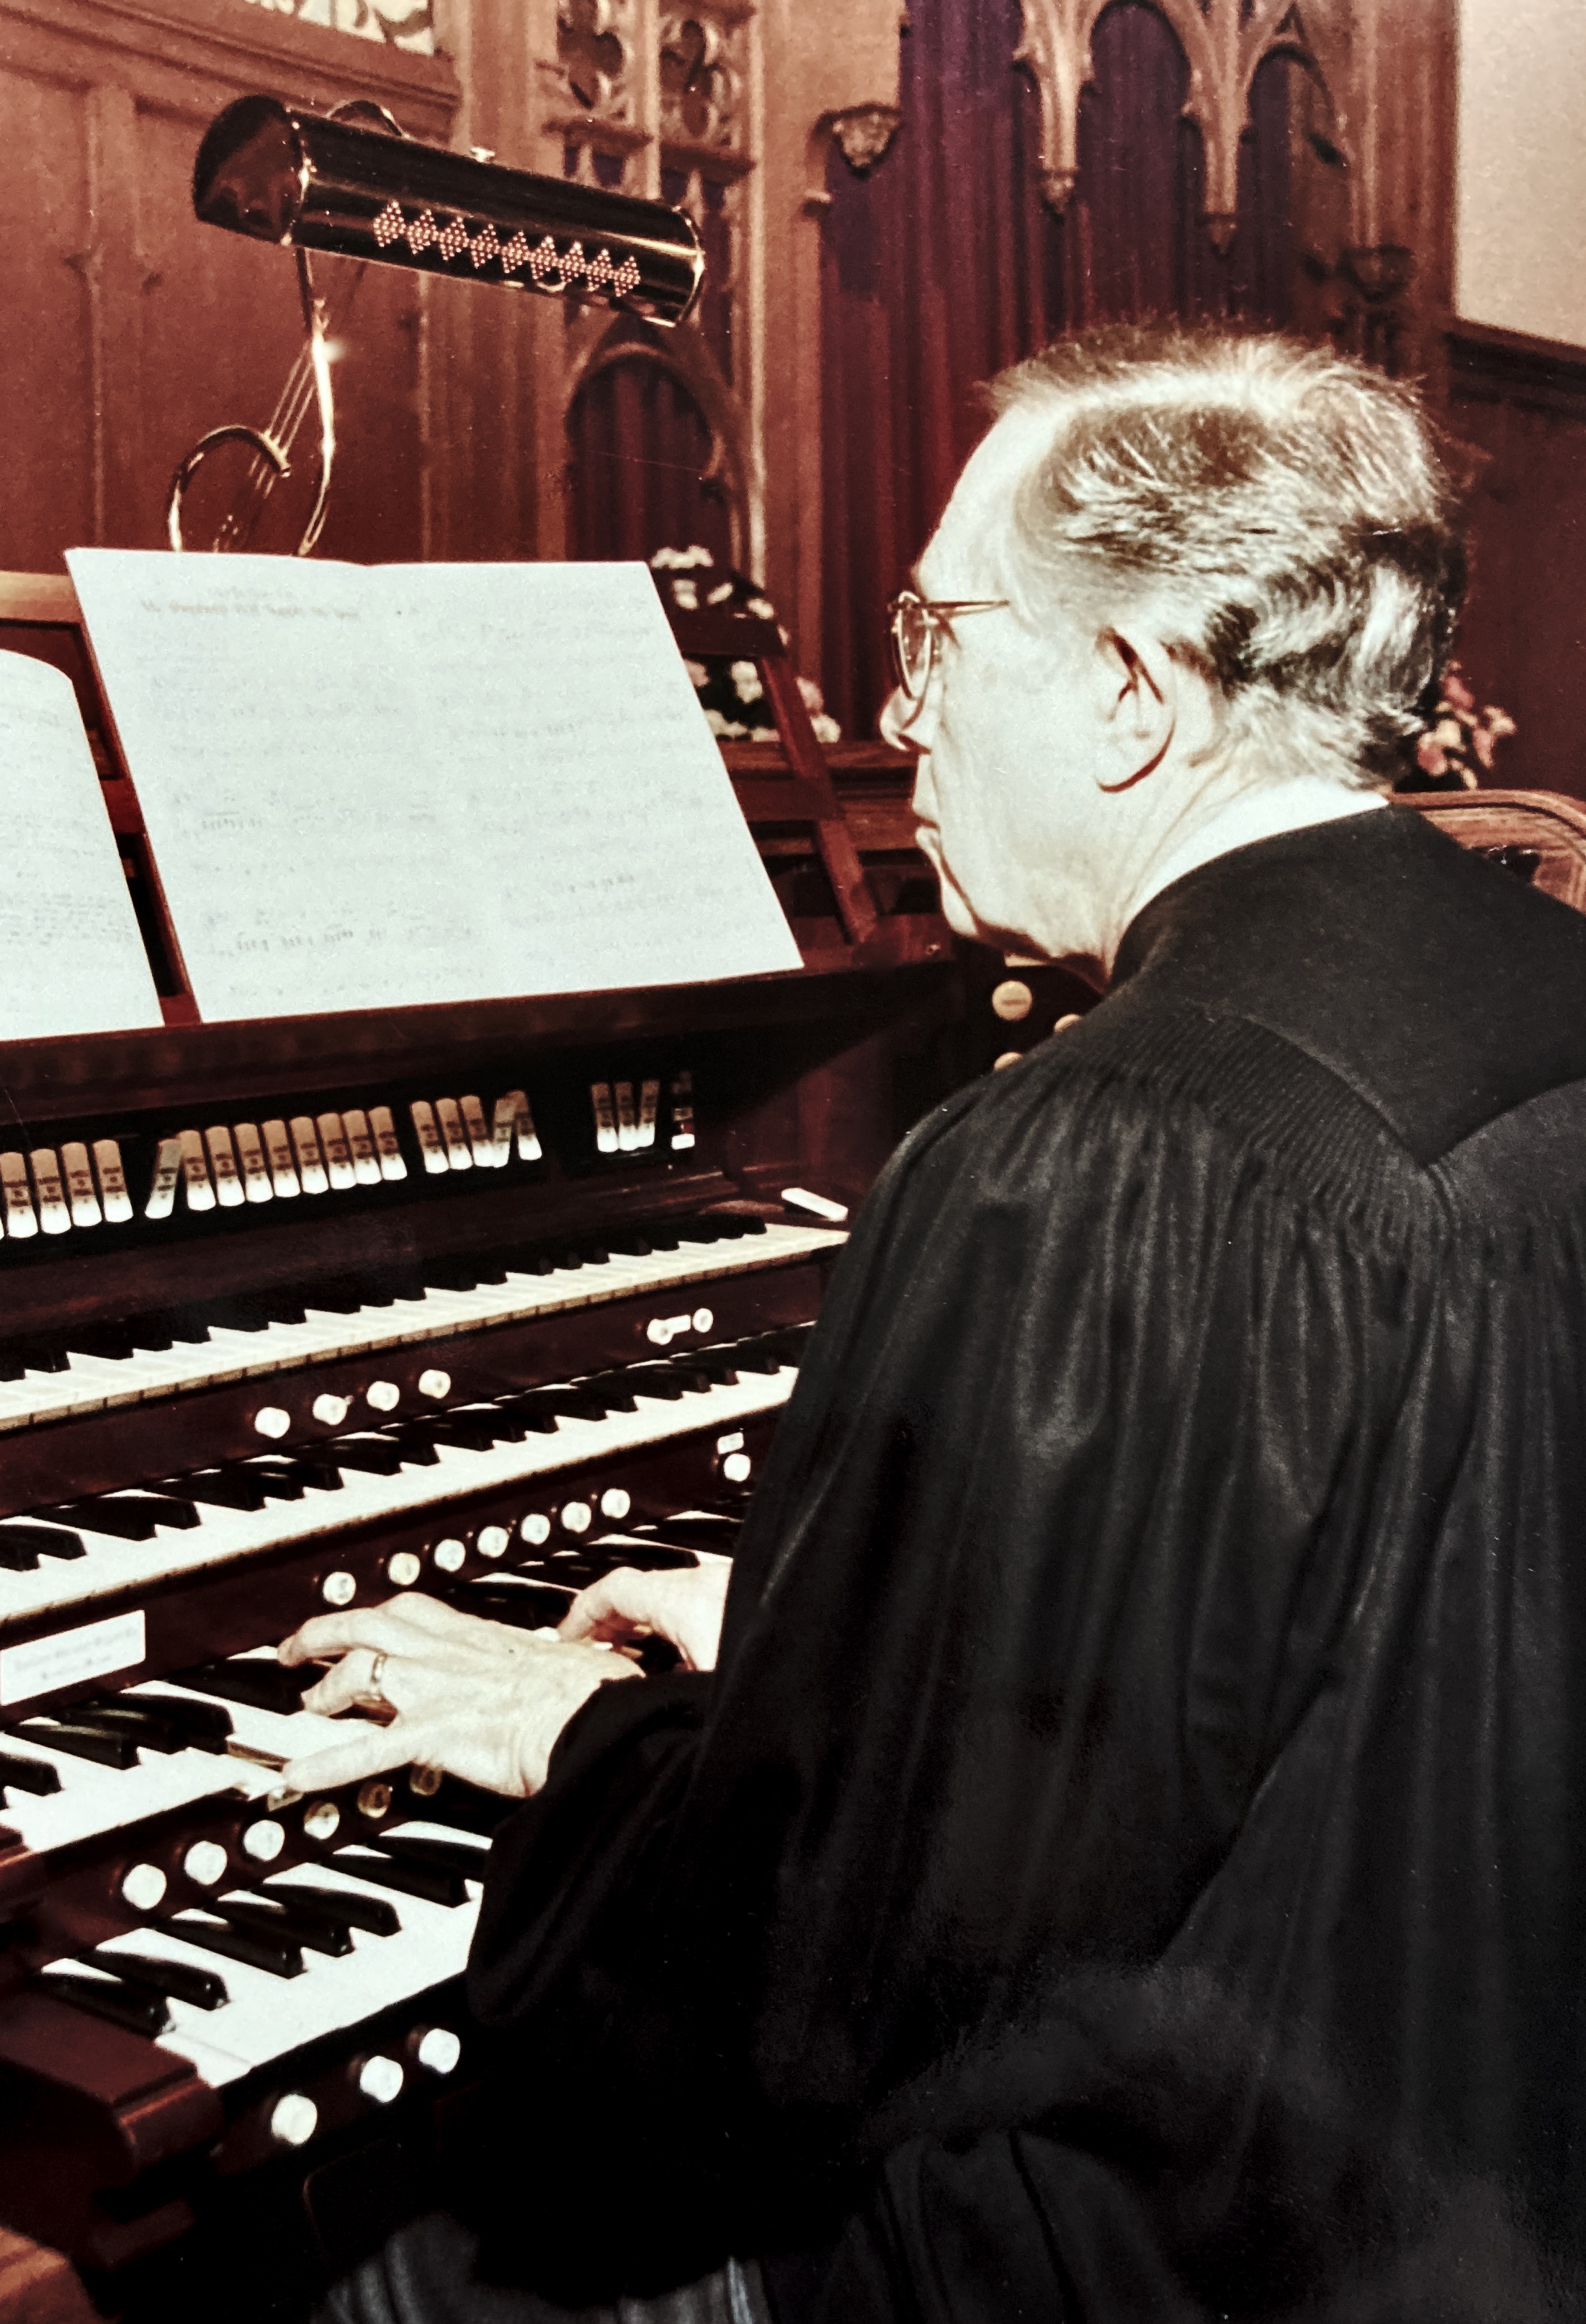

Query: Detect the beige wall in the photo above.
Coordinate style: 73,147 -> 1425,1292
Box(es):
1456,0 -> 1586,348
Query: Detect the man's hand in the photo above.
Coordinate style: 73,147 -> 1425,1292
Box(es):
277,1592 -> 639,1798
558,1560 -> 730,1672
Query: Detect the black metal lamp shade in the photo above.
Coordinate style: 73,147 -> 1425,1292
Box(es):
193,95 -> 703,327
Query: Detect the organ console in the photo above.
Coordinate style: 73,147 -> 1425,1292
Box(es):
0,573 -> 977,2318
2,564 -> 1582,2319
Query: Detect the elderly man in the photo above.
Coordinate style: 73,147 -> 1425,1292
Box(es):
282,327 -> 1586,2323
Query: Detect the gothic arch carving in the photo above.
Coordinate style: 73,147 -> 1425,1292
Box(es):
1015,0 -> 1342,250
563,310 -> 753,565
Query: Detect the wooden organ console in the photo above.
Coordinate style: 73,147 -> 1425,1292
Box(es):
0,568 -> 1582,2319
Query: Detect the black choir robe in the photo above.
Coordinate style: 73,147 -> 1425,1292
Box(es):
460,805 -> 1586,2321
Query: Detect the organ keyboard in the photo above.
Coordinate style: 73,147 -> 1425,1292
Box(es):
0,574 -> 973,2315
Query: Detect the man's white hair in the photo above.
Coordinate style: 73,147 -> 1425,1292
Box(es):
990,326 -> 1466,789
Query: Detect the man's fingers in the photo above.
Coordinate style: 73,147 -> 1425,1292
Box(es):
300,1646 -> 393,1719
282,1716 -> 434,1795
559,1568 -> 660,1643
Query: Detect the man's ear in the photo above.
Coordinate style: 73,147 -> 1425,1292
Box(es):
1092,626 -> 1176,792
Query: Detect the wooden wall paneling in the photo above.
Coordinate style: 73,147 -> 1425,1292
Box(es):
0,43 -> 99,568
0,0 -> 457,570
755,0 -> 902,679
1446,323 -> 1586,803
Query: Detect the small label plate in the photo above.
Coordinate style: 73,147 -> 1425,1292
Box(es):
0,1609 -> 146,1707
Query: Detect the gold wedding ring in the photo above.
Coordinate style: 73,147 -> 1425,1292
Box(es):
357,1648 -> 390,1710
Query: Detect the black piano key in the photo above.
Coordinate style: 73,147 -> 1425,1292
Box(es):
302,1282 -> 365,1315
605,1231 -> 654,1258
241,1460 -> 306,1503
575,1374 -> 640,1414
722,1341 -> 784,1377
45,1972 -> 170,2039
423,1414 -> 511,1453
0,1751 -> 60,1796
50,1494 -> 200,1539
0,1534 -> 39,1572
19,1721 -> 140,1770
385,1430 -> 441,1470
736,1216 -> 769,1237
274,1452 -> 346,1493
14,1341 -> 71,1374
324,1436 -> 403,1477
458,1578 -> 575,1630
171,1660 -> 315,1716
375,1831 -> 489,1882
151,1311 -> 212,1346
493,1395 -> 563,1436
0,1521 -> 86,1565
413,1772 -> 516,1838
93,1947 -> 228,2011
265,1878 -> 400,1938
79,1695 -> 231,1753
217,1895 -> 353,1959
635,1516 -> 743,1555
512,1249 -> 558,1277
689,1352 -> 741,1385
591,1537 -> 698,1573
644,1228 -> 681,1251
174,1470 -> 270,1514
675,1220 -> 725,1246
0,1347 -> 27,1380
64,1705 -> 185,1757
166,1913 -> 304,1978
202,1298 -> 273,1335
662,1363 -> 716,1396
624,1366 -> 686,1403
0,1823 -> 22,1851
333,1849 -> 467,1908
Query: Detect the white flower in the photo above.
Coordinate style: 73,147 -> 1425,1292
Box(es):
730,659 -> 764,704
672,579 -> 699,609
650,548 -> 684,569
683,545 -> 714,568
797,674 -> 825,714
811,712 -> 842,743
684,660 -> 709,687
747,596 -> 775,619
704,709 -> 750,738
707,581 -> 735,604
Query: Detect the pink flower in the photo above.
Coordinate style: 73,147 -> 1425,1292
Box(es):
1472,725 -> 1495,770
1416,732 -> 1449,777
1443,666 -> 1477,712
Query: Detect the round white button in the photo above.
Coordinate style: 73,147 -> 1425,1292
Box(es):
417,1369 -> 451,1401
243,1820 -> 285,1863
408,1764 -> 442,1798
599,1488 -> 631,1521
519,1514 -> 552,1547
560,1501 -> 591,1534
311,1392 -> 351,1427
303,1800 -> 340,1843
184,1840 -> 228,1886
691,1307 -> 714,1335
645,1317 -> 672,1346
721,1451 -> 753,1485
475,1525 -> 510,1560
415,2026 -> 462,2078
993,1050 -> 1022,1072
254,1406 -> 291,1440
322,1570 -> 357,1607
991,978 -> 1034,1022
1054,1011 -> 1083,1034
269,2093 -> 318,2148
121,1862 -> 166,1912
357,2055 -> 405,2106
432,1536 -> 466,1573
387,1550 -> 422,1586
366,1379 -> 401,1412
358,1781 -> 392,1820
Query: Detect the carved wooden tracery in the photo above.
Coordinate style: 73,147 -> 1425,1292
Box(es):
1016,0 -> 1335,249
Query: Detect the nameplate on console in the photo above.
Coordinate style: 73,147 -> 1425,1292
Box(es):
0,1609 -> 145,1707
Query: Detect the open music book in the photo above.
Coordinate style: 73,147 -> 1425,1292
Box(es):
0,650 -> 163,1038
63,551 -> 801,1024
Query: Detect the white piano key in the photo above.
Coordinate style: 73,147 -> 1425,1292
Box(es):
60,1142 -> 102,1229
0,1362 -> 797,1626
0,1735 -> 246,1856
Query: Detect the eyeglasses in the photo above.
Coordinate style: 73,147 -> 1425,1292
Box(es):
887,588 -> 1010,702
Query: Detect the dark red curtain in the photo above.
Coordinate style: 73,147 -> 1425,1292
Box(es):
820,0 -> 1298,739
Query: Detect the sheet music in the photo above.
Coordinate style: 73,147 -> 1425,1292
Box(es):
0,651 -> 163,1038
66,551 -> 800,1022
